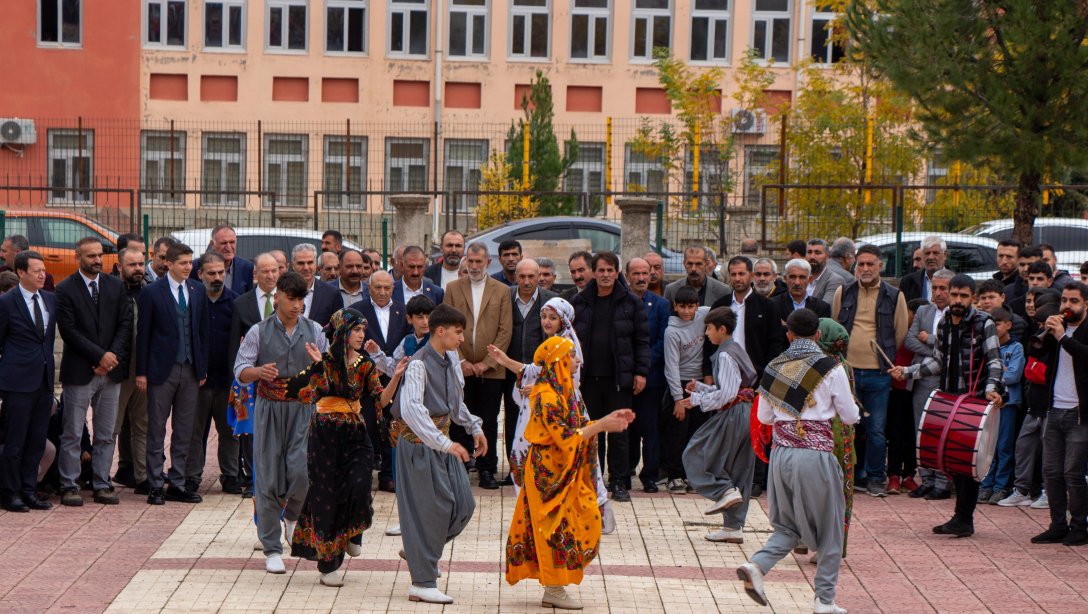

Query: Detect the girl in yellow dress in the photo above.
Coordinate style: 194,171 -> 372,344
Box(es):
505,335 -> 634,610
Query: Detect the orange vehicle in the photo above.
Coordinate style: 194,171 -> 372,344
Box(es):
1,210 -> 121,280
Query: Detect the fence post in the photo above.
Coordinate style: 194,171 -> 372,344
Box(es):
389,194 -> 431,251
381,217 -> 389,268
615,196 -> 657,265
717,192 -> 726,257
0,210 -> 6,240
605,117 -> 613,208
142,214 -> 149,255
894,187 -> 904,278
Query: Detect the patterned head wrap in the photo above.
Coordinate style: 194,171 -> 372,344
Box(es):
541,297 -> 583,373
817,317 -> 850,361
530,335 -> 577,411
324,308 -> 368,365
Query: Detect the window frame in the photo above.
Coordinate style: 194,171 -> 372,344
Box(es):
623,144 -> 667,194
750,0 -> 792,64
810,6 -> 845,65
689,0 -> 730,65
140,130 -> 188,206
203,0 -> 247,52
384,137 -> 431,209
325,0 -> 368,55
263,133 -> 309,208
266,0 -> 309,53
387,0 -> 430,58
143,0 -> 189,49
443,139 -> 488,213
629,0 -> 671,63
47,129 -> 94,205
683,145 -> 727,211
38,0 -> 83,48
323,135 -> 368,209
743,144 -> 780,210
569,0 -> 611,63
508,0 -> 550,61
201,131 -> 247,207
563,141 -> 606,194
447,0 -> 490,60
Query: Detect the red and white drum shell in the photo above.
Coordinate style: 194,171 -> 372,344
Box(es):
917,390 -> 998,482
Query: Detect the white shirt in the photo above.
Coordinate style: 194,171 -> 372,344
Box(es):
372,299 -> 391,340
401,279 -> 422,305
758,364 -> 860,425
440,266 -> 459,290
1053,324 -> 1080,410
18,284 -> 50,330
932,305 -> 948,336
730,290 -> 749,351
79,270 -> 100,298
470,277 -> 486,345
806,270 -> 825,297
689,350 -> 741,412
400,353 -> 484,453
167,275 -> 189,306
515,287 -> 538,319
233,317 -> 328,380
256,287 -> 277,318
303,281 -> 315,317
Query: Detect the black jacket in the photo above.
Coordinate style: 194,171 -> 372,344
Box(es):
230,288 -> 265,370
508,287 -> 558,363
571,276 -> 650,389
898,270 -> 929,303
55,272 -> 133,385
116,281 -> 145,377
771,292 -> 831,325
308,279 -> 345,327
706,290 -> 785,376
1028,319 -> 1088,424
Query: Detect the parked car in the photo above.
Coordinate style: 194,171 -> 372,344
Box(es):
170,227 -> 364,265
962,217 -> 1088,273
1,211 -> 120,280
459,217 -> 685,280
855,232 -> 1000,280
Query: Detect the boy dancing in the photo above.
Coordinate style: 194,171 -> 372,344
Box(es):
390,304 -> 486,604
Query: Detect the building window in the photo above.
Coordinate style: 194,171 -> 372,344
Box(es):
751,0 -> 790,63
323,136 -> 367,209
389,0 -> 429,57
509,0 -> 548,59
444,139 -> 487,212
39,0 -> 81,46
810,9 -> 845,64
384,138 -> 429,208
563,142 -> 605,193
201,132 -> 246,206
449,0 -> 488,58
631,0 -> 670,61
327,0 -> 366,53
141,131 -> 187,205
624,145 -> 666,193
205,0 -> 245,50
144,0 -> 187,48
690,0 -> 728,63
48,130 -> 93,203
570,0 -> 609,61
264,134 -> 308,207
267,0 -> 307,51
744,145 -> 779,209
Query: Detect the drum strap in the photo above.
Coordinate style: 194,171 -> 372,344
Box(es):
936,394 -> 970,476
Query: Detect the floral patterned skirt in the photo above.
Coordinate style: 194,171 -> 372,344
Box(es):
291,411 -> 374,573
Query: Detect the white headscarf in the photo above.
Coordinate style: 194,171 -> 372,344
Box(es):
542,297 -> 584,388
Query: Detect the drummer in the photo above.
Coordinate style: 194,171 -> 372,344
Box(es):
890,274 -> 1004,538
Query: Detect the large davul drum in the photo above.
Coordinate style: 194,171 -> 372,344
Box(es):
917,390 -> 999,482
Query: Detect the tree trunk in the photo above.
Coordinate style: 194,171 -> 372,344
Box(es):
1013,170 -> 1041,245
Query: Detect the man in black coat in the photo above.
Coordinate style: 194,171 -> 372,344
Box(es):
425,230 -> 465,290
572,252 -> 650,503
55,238 -> 134,506
771,258 -> 832,329
707,256 -> 786,377
112,247 -> 150,491
899,235 -> 948,302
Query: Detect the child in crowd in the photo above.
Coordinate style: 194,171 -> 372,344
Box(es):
976,279 -> 1026,340
662,286 -> 709,494
979,307 -> 1024,505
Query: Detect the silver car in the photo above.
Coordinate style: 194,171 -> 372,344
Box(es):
855,232 -> 999,280
962,217 -> 1088,274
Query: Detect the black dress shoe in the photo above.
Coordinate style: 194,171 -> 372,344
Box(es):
113,469 -> 138,489
909,484 -> 934,499
134,480 -> 150,495
932,517 -> 974,537
924,488 -> 951,501
1031,527 -> 1070,544
165,485 -> 203,503
184,480 -> 201,494
378,478 -> 396,493
147,488 -> 165,505
1062,529 -> 1088,546
642,480 -> 659,494
750,484 -> 763,498
499,474 -> 514,487
221,478 -> 243,495
610,483 -> 631,503
478,471 -> 500,490
24,494 -> 53,510
3,496 -> 30,513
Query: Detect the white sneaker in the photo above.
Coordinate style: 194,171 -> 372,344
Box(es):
705,528 -> 744,543
997,490 -> 1034,507
408,586 -> 454,604
320,571 -> 344,587
542,586 -> 583,610
346,541 -> 362,557
736,562 -> 768,606
1031,492 -> 1049,509
385,524 -> 402,536
813,597 -> 847,613
601,501 -> 616,535
705,487 -> 743,515
265,553 -> 286,574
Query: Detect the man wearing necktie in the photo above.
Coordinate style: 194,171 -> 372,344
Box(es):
136,242 -> 210,506
0,250 -> 58,512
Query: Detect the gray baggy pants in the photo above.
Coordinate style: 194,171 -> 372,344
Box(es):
60,375 -> 120,492
683,403 -> 755,531
253,396 -> 312,555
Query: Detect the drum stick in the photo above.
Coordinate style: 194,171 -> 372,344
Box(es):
870,340 -> 895,370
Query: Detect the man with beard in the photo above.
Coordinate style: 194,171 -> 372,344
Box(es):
425,230 -> 465,290
753,258 -> 787,299
665,246 -> 729,306
899,235 -> 948,302
186,252 -> 240,495
625,257 -> 669,493
55,237 -> 133,506
644,251 -> 666,296
560,251 -> 593,301
321,230 -> 343,255
771,259 -> 830,331
491,240 -> 522,287
994,240 -> 1025,301
113,247 -> 152,491
319,251 -> 340,283
394,245 -> 444,306
333,249 -> 366,307
535,257 -> 557,291
892,275 -> 1004,537
806,239 -> 843,305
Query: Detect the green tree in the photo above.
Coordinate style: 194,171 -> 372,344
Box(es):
847,0 -> 1088,244
506,70 -> 579,216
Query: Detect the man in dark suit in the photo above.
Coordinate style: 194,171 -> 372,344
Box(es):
229,253 -> 281,368
188,224 -> 254,295
355,270 -> 407,491
395,245 -> 445,306
501,259 -> 557,483
491,240 -> 522,286
290,243 -> 343,327
753,257 -> 788,299
112,247 -> 151,491
55,237 -> 134,507
708,256 -> 786,376
899,235 -> 948,302
136,242 -> 210,506
771,258 -> 832,328
425,230 -> 465,290
0,250 -> 57,512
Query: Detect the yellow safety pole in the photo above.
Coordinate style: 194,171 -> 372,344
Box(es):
605,117 -> 613,206
522,125 -> 530,211
864,111 -> 874,205
692,124 -> 701,211
951,161 -> 962,207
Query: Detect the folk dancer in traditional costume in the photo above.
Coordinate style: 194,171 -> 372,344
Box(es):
234,272 -> 327,574
505,336 -> 635,610
389,304 -> 487,604
738,309 -> 859,614
279,308 -> 407,586
486,296 -> 616,533
679,307 -> 759,544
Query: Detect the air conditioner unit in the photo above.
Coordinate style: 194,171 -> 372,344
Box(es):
730,109 -> 767,135
0,118 -> 37,145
